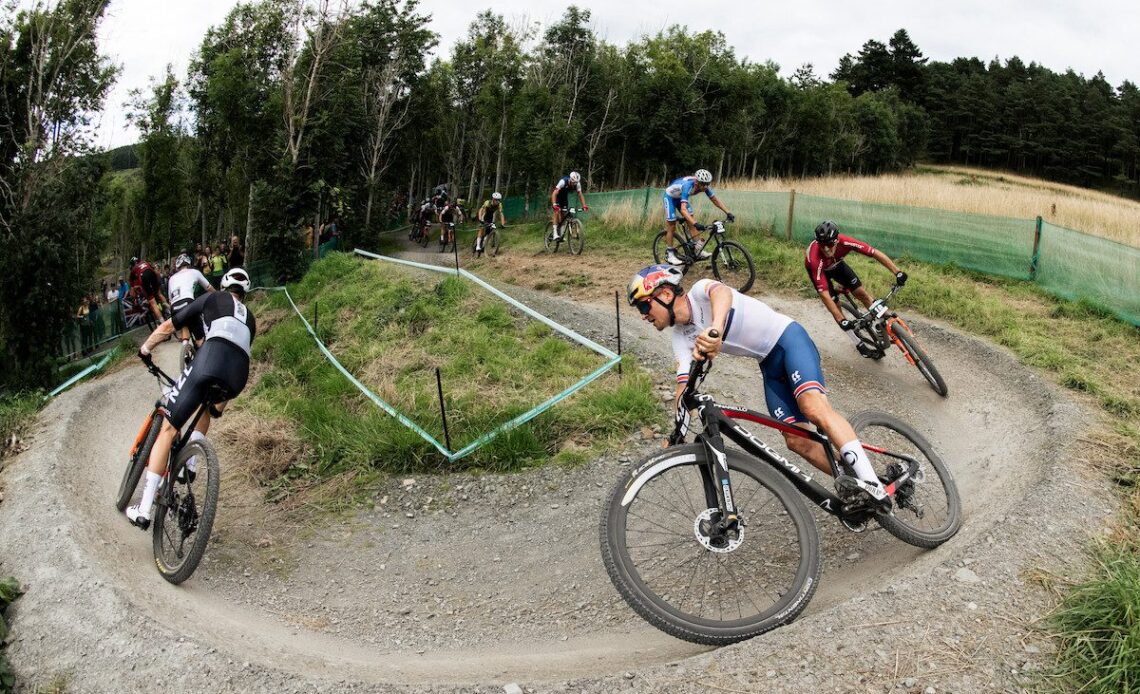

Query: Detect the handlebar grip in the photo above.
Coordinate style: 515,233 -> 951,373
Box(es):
707,329 -> 720,339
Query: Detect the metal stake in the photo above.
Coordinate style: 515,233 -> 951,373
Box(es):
436,367 -> 452,452
614,290 -> 623,377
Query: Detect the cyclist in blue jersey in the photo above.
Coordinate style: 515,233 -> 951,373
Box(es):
550,171 -> 588,241
662,169 -> 734,266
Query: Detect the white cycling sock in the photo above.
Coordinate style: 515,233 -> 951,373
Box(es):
186,429 -> 206,472
136,471 -> 162,518
839,440 -> 880,486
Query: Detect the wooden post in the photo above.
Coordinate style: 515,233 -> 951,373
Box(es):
436,367 -> 452,452
313,301 -> 319,333
1029,215 -> 1043,280
785,188 -> 796,241
641,185 -> 651,222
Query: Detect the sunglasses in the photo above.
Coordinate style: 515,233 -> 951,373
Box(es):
635,299 -> 655,315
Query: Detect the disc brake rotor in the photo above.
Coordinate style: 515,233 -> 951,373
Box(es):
694,508 -> 744,553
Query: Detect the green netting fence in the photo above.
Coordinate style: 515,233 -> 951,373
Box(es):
501,186 -> 1140,326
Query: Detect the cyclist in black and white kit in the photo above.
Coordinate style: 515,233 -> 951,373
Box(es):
167,253 -> 214,345
127,268 -> 257,529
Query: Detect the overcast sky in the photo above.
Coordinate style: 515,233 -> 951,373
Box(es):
92,0 -> 1140,150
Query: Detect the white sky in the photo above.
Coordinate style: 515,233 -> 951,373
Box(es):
92,0 -> 1140,150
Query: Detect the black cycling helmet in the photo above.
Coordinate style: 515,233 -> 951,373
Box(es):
814,220 -> 840,245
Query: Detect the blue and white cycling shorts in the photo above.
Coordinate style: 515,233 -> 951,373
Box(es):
758,322 -> 828,424
662,193 -> 690,222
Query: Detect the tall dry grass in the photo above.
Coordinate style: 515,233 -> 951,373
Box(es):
719,165 -> 1140,247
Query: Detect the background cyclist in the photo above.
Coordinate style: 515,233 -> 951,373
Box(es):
128,268 -> 257,529
166,253 -> 215,346
128,256 -> 169,322
662,169 -> 734,266
437,199 -> 463,250
805,220 -> 908,357
550,171 -> 588,241
626,264 -> 891,510
475,192 -> 507,253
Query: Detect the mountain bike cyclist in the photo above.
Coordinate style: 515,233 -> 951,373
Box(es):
626,264 -> 890,509
437,200 -> 463,250
415,198 -> 435,239
475,192 -> 507,253
550,171 -> 588,241
126,268 -> 257,529
129,257 -> 170,323
431,183 -> 450,210
806,220 -> 908,358
166,253 -> 215,346
662,169 -> 735,266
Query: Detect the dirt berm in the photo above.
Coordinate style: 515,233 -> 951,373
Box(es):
0,261 -> 1114,693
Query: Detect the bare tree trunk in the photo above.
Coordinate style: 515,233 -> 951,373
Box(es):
244,182 -> 255,264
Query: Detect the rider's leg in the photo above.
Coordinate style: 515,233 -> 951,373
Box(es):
853,286 -> 874,309
551,208 -> 563,238
782,424 -> 832,476
796,390 -> 879,487
148,297 -> 163,322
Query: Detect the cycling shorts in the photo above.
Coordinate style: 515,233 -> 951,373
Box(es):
758,322 -> 827,424
138,268 -> 162,301
662,194 -> 691,223
823,261 -> 862,296
172,299 -> 205,343
163,339 -> 249,429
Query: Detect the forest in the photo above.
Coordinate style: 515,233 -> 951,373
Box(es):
3,0 -> 1139,388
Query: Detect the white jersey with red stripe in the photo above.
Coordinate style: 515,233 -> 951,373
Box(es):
671,279 -> 793,383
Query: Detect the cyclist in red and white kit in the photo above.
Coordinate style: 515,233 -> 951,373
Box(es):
805,220 -> 908,358
129,257 -> 169,323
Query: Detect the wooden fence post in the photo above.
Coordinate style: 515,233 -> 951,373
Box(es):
785,189 -> 796,241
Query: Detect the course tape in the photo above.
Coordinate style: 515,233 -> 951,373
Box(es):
48,351 -> 116,398
268,249 -> 620,462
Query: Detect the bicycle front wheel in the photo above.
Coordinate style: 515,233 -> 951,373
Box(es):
711,241 -> 755,293
601,444 -> 820,645
487,230 -> 500,256
890,320 -> 948,396
116,411 -> 161,511
152,438 -> 220,584
850,411 -> 961,548
566,218 -> 584,255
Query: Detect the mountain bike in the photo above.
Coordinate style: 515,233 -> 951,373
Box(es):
600,340 -> 961,645
837,285 -> 948,397
439,221 -> 458,253
652,219 -> 755,293
115,357 -> 224,585
545,207 -> 584,255
472,222 -> 500,258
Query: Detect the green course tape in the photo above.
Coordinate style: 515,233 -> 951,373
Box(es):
48,352 -> 115,398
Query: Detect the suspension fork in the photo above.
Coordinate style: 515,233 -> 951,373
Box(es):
698,414 -> 738,529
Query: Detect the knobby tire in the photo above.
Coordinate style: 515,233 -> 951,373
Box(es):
152,439 -> 220,584
892,322 -> 948,396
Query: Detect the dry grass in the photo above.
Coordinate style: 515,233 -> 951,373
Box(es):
720,164 -> 1140,246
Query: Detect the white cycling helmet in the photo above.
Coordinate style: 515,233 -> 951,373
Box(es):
175,253 -> 192,268
221,267 -> 251,294
491,192 -> 502,201
568,171 -> 581,184
695,169 -> 713,184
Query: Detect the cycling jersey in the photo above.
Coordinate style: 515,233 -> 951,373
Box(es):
670,279 -> 826,424
439,205 -> 461,223
478,201 -> 500,224
804,235 -> 876,293
130,262 -> 162,301
663,176 -> 715,222
671,279 -> 793,383
167,268 -> 212,310
553,175 -> 581,208
172,291 -> 257,358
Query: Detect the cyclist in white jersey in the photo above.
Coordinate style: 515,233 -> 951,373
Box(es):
627,265 -> 890,509
167,254 -> 215,344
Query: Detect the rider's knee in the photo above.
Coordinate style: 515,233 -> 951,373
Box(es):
784,431 -> 812,456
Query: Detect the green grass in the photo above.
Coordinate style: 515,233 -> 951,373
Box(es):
0,392 -> 43,459
1050,542 -> 1140,693
242,252 -> 656,499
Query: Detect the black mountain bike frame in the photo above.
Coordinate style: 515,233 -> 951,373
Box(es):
143,360 -> 226,482
673,219 -> 730,263
669,355 -> 920,539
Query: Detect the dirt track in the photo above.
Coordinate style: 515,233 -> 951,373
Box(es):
0,245 -> 1116,693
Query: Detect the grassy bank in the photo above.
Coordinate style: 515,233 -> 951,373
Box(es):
0,393 -> 42,460
238,252 -> 656,504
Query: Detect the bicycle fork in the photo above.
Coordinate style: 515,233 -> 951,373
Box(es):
696,412 -> 740,538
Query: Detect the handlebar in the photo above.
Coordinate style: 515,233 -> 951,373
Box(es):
851,284 -> 904,329
667,329 -> 719,446
139,353 -> 175,388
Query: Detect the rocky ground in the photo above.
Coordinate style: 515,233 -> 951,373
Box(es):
0,241 -> 1117,693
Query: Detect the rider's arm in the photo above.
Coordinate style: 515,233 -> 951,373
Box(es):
679,200 -> 698,227
140,318 -> 175,355
709,193 -> 731,216
196,270 -> 215,293
577,185 -> 586,208
818,290 -> 847,324
550,182 -> 561,206
693,282 -> 731,359
498,208 -> 507,226
871,249 -> 901,275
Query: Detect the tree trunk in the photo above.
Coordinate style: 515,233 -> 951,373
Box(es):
494,109 -> 506,192
244,182 -> 255,265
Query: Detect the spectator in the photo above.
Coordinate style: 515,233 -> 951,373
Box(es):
210,246 -> 226,274
228,235 -> 245,269
76,295 -> 92,354
89,293 -> 104,344
105,282 -> 117,303
303,222 -> 315,249
198,247 -> 211,274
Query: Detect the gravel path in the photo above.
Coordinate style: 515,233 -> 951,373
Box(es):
0,244 -> 1116,693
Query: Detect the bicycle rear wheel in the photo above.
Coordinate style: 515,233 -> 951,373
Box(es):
566,218 -> 584,255
601,444 -> 820,645
152,438 -> 220,584
711,241 -> 755,293
116,411 -> 161,511
652,230 -> 668,264
544,226 -> 561,252
850,411 -> 961,548
890,320 -> 948,396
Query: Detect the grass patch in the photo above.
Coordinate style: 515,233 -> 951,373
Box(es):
1050,542 -> 1140,693
241,253 -> 655,503
0,392 -> 43,459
